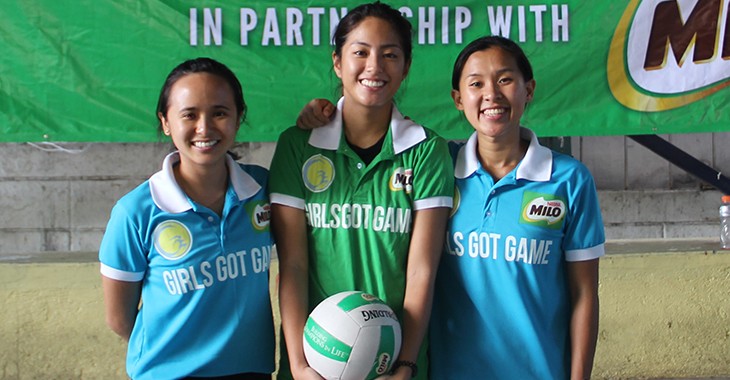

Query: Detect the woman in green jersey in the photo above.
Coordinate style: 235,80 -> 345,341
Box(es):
268,2 -> 454,380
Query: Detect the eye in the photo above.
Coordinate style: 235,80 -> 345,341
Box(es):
181,112 -> 196,120
498,77 -> 513,85
384,52 -> 399,59
353,50 -> 367,57
468,81 -> 482,88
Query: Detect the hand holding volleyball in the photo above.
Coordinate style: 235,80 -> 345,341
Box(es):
303,291 -> 402,380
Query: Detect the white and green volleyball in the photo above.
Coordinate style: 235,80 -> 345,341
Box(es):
303,291 -> 402,380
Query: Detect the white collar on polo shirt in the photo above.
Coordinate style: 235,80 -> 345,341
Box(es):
149,152 -> 261,213
454,127 -> 552,182
307,97 -> 427,155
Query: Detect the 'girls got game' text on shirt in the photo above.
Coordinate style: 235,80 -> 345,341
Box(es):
430,127 -> 605,379
269,98 -> 454,380
99,152 -> 275,380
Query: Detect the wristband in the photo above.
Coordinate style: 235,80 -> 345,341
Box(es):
390,360 -> 418,378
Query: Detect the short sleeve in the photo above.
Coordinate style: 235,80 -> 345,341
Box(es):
98,202 -> 148,282
412,133 -> 455,210
268,127 -> 307,209
563,163 -> 605,262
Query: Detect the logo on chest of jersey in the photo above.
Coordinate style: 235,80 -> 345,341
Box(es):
303,154 -> 335,193
389,167 -> 413,193
248,201 -> 271,231
520,191 -> 566,229
153,220 -> 193,260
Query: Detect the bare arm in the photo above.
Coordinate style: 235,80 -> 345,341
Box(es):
388,207 -> 449,380
296,99 -> 336,129
567,258 -> 600,380
102,276 -> 142,341
272,203 -> 323,380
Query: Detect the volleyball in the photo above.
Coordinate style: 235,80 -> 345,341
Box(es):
303,291 -> 402,380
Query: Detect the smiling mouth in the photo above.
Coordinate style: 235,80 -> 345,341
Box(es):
482,108 -> 506,117
360,79 -> 385,88
192,140 -> 218,148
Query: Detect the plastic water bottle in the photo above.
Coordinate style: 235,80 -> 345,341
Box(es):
720,195 -> 730,249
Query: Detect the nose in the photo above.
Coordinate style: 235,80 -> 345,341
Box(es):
366,53 -> 383,73
482,82 -> 502,101
195,115 -> 211,134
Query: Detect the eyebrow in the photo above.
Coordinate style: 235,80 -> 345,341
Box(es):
178,104 -> 232,112
350,41 -> 403,50
465,68 -> 515,78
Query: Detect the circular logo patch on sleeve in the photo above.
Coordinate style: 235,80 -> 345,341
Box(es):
153,220 -> 193,260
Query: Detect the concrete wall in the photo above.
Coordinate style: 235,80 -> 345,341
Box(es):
2,245 -> 729,379
1,133 -> 730,256
0,142 -> 274,257
2,136 -> 730,378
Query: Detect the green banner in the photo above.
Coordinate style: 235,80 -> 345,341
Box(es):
1,0 -> 728,142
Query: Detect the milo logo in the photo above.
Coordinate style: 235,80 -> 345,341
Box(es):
248,201 -> 271,232
375,353 -> 392,375
609,0 -> 730,111
520,192 -> 566,229
389,167 -> 413,193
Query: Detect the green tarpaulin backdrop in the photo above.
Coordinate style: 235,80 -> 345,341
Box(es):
1,0 -> 728,142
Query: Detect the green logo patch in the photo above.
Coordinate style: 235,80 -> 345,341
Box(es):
520,191 -> 566,229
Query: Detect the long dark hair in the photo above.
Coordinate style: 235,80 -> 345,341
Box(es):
156,57 -> 246,135
451,36 -> 534,90
332,1 -> 413,65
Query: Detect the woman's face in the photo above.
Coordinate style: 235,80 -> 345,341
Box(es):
159,72 -> 240,170
333,16 -> 410,112
451,47 -> 535,139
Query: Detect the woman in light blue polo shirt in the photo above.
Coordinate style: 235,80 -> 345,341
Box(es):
99,58 -> 275,380
298,35 -> 605,380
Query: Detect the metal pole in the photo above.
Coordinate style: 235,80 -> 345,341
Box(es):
629,134 -> 730,195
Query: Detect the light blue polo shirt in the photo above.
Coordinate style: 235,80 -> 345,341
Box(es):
430,128 -> 605,380
99,152 -> 275,380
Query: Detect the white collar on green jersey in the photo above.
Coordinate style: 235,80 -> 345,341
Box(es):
148,151 -> 262,213
308,97 -> 427,155
454,127 -> 552,181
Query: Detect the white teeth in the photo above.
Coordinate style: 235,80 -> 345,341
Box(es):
361,79 -> 385,88
193,140 -> 217,148
483,108 -> 505,117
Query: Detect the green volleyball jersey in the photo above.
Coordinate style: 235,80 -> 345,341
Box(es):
270,100 -> 453,315
270,100 -> 452,379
